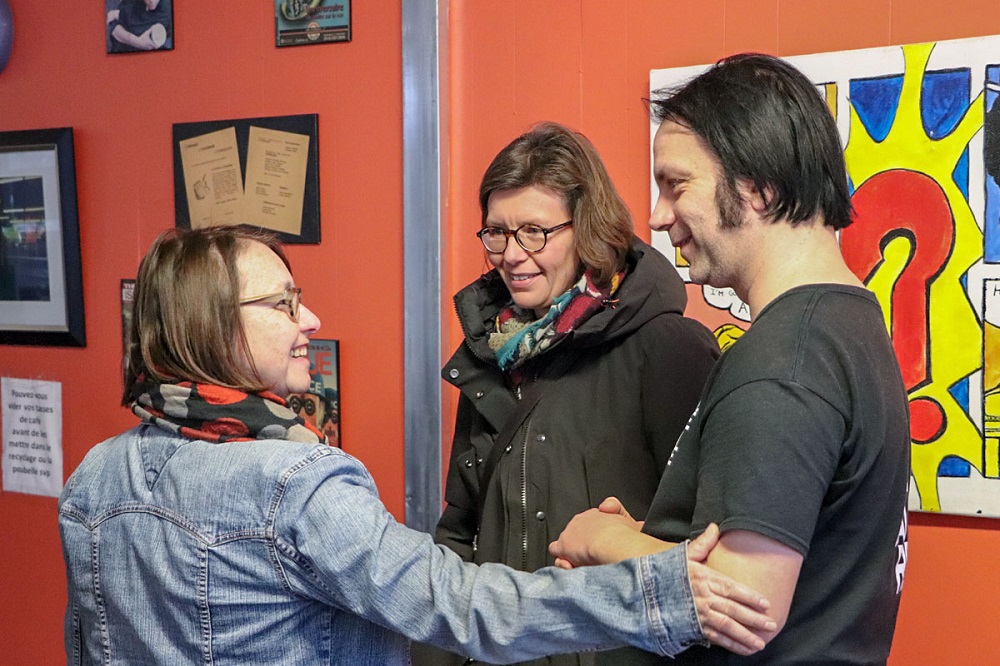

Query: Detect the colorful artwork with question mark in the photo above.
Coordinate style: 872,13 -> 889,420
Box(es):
651,35 -> 1000,517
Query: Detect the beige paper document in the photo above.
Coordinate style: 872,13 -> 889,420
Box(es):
178,127 -> 245,228
243,126 -> 310,235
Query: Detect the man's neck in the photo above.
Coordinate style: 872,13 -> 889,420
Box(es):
738,217 -> 863,320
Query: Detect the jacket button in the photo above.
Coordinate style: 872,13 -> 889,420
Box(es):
535,511 -> 546,521
476,457 -> 483,465
475,390 -> 485,399
449,368 -> 460,379
535,433 -> 546,442
504,445 -> 512,453
464,459 -> 473,468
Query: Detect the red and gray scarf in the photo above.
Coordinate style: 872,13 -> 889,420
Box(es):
131,379 -> 325,444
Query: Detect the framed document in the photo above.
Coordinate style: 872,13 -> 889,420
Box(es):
0,128 -> 85,347
275,0 -> 351,47
172,114 -> 320,244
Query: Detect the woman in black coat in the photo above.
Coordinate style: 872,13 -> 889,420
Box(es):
412,122 -> 720,666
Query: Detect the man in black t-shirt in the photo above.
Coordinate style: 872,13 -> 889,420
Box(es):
550,54 -> 910,665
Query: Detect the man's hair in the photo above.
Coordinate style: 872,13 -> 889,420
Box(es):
649,53 -> 853,229
122,225 -> 289,405
478,121 -> 634,286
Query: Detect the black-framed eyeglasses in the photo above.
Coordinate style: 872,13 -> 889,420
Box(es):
476,220 -> 573,253
239,287 -> 302,322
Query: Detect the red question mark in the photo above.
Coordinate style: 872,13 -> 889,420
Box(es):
841,168 -> 954,443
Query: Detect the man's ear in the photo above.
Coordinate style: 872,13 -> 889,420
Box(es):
738,180 -> 771,215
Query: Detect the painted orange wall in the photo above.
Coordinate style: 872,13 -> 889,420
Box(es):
448,1 -> 1000,664
4,1 -> 1000,663
0,3 -> 404,663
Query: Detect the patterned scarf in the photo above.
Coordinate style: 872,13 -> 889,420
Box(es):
488,268 -> 625,382
131,379 -> 325,444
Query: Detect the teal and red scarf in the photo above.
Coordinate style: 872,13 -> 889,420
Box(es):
131,379 -> 325,444
488,268 -> 625,383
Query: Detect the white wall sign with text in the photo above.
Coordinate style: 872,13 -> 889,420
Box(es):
2,377 -> 63,497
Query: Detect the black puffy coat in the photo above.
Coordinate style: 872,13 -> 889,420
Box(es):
420,238 -> 719,666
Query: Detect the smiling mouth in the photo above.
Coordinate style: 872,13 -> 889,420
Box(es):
290,348 -> 308,358
509,273 -> 539,283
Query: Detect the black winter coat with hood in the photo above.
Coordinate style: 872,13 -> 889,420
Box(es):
435,238 -> 719,574
414,238 -> 719,666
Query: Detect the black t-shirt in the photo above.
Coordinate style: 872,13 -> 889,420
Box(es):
638,285 -> 910,665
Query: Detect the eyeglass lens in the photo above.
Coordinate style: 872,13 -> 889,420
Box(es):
480,224 -> 554,253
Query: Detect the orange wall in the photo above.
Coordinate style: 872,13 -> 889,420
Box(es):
0,3 -> 404,663
448,1 -> 1000,664
4,1 -> 1000,663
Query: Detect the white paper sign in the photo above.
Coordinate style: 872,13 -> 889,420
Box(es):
2,377 -> 63,497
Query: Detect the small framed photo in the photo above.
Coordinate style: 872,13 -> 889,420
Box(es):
120,278 -> 135,372
287,338 -> 341,447
106,0 -> 174,54
0,128 -> 85,347
275,0 -> 351,47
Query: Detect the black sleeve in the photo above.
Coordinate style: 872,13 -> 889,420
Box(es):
692,380 -> 845,554
641,315 -> 720,474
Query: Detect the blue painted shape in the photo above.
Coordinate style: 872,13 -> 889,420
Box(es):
850,75 -> 902,142
949,374 -> 970,413
986,65 -> 1000,263
921,68 -> 970,139
953,150 -> 970,200
938,454 -> 971,477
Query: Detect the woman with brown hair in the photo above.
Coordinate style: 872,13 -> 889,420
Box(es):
417,123 -> 721,665
58,225 -> 771,665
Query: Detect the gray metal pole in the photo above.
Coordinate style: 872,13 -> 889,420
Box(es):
402,0 -> 447,533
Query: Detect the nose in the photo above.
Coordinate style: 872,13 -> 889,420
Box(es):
649,194 -> 675,233
299,304 -> 321,335
502,235 -> 530,264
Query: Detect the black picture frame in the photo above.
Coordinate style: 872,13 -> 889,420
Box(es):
106,0 -> 174,54
172,114 -> 320,245
0,127 -> 86,347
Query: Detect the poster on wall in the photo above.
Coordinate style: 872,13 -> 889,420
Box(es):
651,34 -> 1000,518
172,114 -> 320,244
1,377 -> 62,497
106,0 -> 174,54
274,0 -> 351,47
287,338 -> 340,448
120,278 -> 135,374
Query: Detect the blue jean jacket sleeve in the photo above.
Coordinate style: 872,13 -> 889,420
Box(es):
274,447 -> 704,662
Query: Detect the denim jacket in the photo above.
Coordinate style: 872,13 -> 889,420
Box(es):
59,425 -> 705,664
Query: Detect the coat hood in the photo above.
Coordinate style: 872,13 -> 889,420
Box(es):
452,237 -> 688,363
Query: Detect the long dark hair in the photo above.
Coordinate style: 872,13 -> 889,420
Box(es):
649,53 -> 853,229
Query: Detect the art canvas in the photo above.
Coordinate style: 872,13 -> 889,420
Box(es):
651,35 -> 1000,517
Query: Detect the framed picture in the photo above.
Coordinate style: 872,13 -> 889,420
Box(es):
288,338 -> 341,447
275,0 -> 351,47
106,0 -> 174,54
120,278 -> 135,373
0,128 -> 85,347
172,114 -> 320,244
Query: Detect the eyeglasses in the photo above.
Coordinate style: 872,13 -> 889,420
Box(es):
476,220 -> 573,253
239,287 -> 302,322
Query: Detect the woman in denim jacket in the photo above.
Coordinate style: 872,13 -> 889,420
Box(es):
58,225 -> 773,665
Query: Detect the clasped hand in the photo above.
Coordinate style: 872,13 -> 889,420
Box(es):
549,497 -> 775,656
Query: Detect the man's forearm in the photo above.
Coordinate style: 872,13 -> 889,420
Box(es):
112,25 -> 153,50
